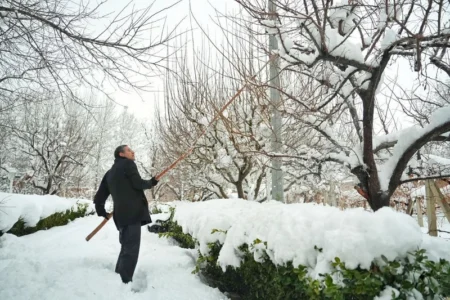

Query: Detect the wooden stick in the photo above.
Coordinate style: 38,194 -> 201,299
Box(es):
85,56 -> 277,242
85,213 -> 112,241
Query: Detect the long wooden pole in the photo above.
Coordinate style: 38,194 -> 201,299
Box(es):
85,57 -> 277,242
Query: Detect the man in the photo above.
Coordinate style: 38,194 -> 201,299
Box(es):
93,145 -> 158,284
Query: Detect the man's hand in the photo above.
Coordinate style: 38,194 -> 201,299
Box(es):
95,204 -> 110,220
150,177 -> 159,186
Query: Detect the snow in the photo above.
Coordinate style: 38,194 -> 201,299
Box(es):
173,199 -> 450,278
419,214 -> 450,240
199,117 -> 209,126
428,154 -> 450,166
0,192 -> 93,233
0,214 -> 226,300
356,71 -> 372,90
328,2 -> 355,35
378,105 -> 450,191
381,28 -> 399,50
373,129 -> 405,151
286,48 -> 318,65
374,286 -> 400,300
324,27 -> 364,63
1,193 -> 449,298
260,19 -> 278,35
215,148 -> 232,169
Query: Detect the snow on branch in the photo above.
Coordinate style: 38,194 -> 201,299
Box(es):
379,105 -> 450,192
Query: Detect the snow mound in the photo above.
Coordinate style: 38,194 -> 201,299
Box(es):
173,199 -> 450,275
0,192 -> 93,232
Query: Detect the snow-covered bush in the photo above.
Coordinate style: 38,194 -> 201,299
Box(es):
192,240 -> 450,299
5,202 -> 92,236
0,193 -> 94,236
156,207 -> 196,249
157,200 -> 450,299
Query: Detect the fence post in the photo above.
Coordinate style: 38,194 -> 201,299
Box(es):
425,180 -> 437,236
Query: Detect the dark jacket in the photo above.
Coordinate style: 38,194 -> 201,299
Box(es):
93,157 -> 157,229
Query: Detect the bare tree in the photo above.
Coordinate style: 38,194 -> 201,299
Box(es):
0,0 -> 182,108
155,25 -> 275,200
12,98 -> 96,194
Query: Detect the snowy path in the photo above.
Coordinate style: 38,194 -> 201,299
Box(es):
0,215 -> 227,300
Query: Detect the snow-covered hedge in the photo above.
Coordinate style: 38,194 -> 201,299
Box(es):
0,193 -> 94,235
157,199 -> 450,299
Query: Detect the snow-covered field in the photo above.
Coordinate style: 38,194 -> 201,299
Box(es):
0,214 -> 226,300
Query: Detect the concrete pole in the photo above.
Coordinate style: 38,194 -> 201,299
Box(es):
268,0 -> 284,202
9,173 -> 14,193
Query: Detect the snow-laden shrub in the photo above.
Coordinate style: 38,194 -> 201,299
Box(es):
156,207 -> 196,249
151,206 -> 163,214
4,203 -> 92,236
191,238 -> 450,300
158,206 -> 450,299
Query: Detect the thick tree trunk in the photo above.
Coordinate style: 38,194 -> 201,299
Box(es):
236,180 -> 245,199
357,53 -> 393,212
368,191 -> 391,211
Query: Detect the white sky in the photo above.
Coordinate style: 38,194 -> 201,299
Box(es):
93,0 -> 239,121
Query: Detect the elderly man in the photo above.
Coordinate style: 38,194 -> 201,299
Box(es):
93,145 -> 158,284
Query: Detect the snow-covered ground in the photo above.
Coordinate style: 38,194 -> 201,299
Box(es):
1,194 -> 449,300
0,214 -> 226,300
419,213 -> 450,240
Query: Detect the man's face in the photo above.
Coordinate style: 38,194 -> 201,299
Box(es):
120,146 -> 135,161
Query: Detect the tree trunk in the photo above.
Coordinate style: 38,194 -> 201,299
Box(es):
236,180 -> 245,199
253,169 -> 265,200
368,191 -> 391,211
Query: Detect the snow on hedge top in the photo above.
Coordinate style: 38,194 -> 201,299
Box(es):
173,199 -> 450,277
0,192 -> 92,232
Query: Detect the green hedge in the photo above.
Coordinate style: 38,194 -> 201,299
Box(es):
4,202 -> 93,237
157,207 -> 196,249
151,206 -> 163,214
158,208 -> 450,299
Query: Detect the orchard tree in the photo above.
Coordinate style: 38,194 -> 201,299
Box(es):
236,0 -> 450,210
12,98 -> 95,194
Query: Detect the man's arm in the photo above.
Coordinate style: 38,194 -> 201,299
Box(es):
124,160 -> 158,190
93,172 -> 110,219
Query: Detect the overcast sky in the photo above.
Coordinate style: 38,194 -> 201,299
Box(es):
93,0 -> 239,121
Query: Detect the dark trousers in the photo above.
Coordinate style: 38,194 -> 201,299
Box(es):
115,222 -> 141,283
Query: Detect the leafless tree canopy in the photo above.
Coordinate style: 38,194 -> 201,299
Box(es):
0,0 -> 181,106
234,0 -> 450,210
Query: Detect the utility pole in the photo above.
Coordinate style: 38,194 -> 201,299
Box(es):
268,0 -> 284,202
